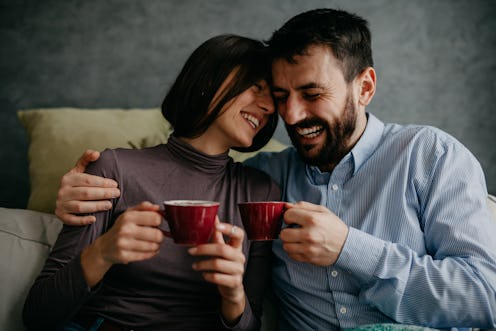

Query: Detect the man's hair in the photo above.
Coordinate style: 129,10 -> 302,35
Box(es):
162,34 -> 277,152
267,8 -> 373,83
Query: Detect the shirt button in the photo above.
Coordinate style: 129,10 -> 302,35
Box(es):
340,306 -> 347,314
331,270 -> 338,277
332,184 -> 339,191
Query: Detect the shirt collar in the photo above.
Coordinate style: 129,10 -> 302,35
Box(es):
350,112 -> 384,175
307,112 -> 384,181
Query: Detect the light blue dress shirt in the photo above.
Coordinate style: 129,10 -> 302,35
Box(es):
245,113 -> 496,330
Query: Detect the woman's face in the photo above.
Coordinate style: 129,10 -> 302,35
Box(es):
202,78 -> 275,153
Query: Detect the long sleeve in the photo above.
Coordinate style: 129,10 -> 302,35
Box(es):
22,153 -> 117,331
22,215 -> 111,330
336,136 -> 496,328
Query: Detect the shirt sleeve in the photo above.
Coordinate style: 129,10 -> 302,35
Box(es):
22,151 -> 118,331
221,175 -> 280,331
336,140 -> 496,328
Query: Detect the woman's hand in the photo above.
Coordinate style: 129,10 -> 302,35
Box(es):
80,202 -> 164,287
188,218 -> 246,324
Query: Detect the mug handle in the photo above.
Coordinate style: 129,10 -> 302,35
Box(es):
157,210 -> 172,238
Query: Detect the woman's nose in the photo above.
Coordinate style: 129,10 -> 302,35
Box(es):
257,89 -> 275,114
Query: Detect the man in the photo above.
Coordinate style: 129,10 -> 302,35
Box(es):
54,8 -> 496,330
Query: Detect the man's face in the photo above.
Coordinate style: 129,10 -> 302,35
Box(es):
271,45 -> 364,171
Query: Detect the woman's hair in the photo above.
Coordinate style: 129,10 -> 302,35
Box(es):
162,34 -> 278,152
267,8 -> 373,83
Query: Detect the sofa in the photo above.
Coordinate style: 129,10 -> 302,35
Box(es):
1,108 -> 495,331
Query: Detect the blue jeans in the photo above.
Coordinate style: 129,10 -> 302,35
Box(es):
58,317 -> 104,331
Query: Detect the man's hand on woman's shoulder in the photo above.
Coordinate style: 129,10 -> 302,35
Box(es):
55,149 -> 121,225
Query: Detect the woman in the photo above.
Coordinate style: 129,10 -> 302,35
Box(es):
23,34 -> 280,331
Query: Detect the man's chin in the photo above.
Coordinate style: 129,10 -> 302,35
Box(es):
296,143 -> 322,161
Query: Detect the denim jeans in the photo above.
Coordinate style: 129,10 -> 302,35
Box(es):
58,317 -> 104,331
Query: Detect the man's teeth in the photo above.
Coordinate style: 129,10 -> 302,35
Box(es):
242,113 -> 260,129
296,126 -> 323,138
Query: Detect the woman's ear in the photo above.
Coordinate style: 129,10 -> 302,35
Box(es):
357,67 -> 376,106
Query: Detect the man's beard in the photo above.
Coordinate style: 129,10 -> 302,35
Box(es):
285,91 -> 357,170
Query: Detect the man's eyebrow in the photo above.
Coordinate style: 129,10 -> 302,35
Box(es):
297,82 -> 322,90
271,86 -> 287,93
271,82 -> 323,93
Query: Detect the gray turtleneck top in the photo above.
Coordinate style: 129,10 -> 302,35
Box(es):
23,136 -> 280,331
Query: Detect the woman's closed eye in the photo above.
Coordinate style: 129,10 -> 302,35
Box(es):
253,82 -> 267,93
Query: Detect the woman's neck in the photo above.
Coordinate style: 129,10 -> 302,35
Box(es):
178,136 -> 229,156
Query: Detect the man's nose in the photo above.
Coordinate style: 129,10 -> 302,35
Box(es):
280,96 -> 306,125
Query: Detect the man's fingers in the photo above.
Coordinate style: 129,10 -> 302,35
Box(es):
61,172 -> 118,189
279,227 -> 303,243
57,213 -> 97,226
72,150 -> 100,173
291,201 -> 329,212
58,186 -> 120,202
283,202 -> 331,227
57,200 -> 113,215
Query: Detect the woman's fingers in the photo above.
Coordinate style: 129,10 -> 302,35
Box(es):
216,222 -> 245,248
188,222 -> 246,288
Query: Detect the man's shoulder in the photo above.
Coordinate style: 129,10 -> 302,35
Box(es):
384,122 -> 465,152
242,146 -> 302,185
244,146 -> 299,169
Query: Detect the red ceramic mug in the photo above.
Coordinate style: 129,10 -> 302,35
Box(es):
161,200 -> 219,245
238,201 -> 284,240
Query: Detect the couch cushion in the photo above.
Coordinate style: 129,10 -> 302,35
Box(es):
488,194 -> 496,221
18,108 -> 172,213
0,208 -> 62,331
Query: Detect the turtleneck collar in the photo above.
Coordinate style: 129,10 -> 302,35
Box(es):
166,136 -> 232,174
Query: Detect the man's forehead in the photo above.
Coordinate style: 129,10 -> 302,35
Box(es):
271,51 -> 337,89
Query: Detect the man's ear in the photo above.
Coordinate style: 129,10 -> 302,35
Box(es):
357,67 -> 376,106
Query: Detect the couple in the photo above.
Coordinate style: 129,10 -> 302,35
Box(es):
24,8 -> 496,331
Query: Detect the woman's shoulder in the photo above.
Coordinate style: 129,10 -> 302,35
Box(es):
87,145 -> 167,175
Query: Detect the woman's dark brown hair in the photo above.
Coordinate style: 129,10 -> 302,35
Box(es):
162,34 -> 278,152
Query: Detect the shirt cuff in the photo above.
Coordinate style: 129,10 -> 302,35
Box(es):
72,254 -> 103,294
335,227 -> 386,285
219,296 -> 257,331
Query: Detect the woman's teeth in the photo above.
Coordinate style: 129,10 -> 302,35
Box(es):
242,113 -> 260,129
296,126 -> 323,138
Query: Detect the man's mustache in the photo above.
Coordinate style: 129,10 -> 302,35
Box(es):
285,118 -> 327,131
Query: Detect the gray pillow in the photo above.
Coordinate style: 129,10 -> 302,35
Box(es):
0,208 -> 61,331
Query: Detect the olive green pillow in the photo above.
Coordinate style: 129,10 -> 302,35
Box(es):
18,108 -> 172,213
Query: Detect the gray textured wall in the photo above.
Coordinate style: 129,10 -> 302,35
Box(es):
1,0 -> 495,208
